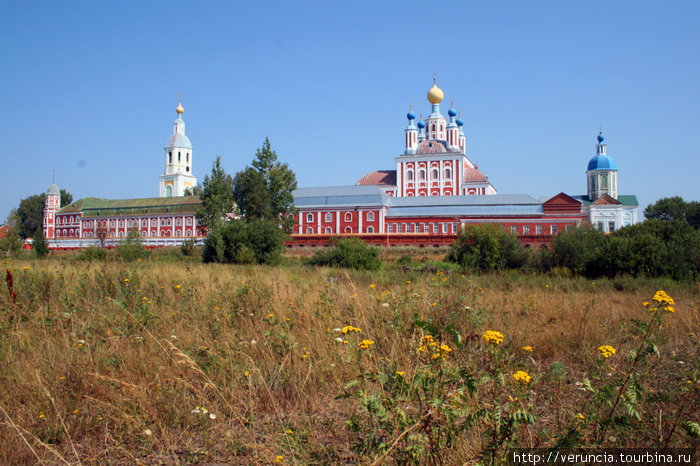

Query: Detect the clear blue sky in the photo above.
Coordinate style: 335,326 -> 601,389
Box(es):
2,0 -> 699,223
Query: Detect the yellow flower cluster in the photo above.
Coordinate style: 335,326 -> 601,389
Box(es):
597,345 -> 616,358
417,335 -> 452,359
483,330 -> 504,345
357,339 -> 375,349
341,325 -> 362,334
513,371 -> 532,384
522,346 -> 533,352
651,290 -> 675,312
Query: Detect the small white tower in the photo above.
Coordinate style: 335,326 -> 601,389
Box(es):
586,131 -> 618,200
457,112 -> 466,154
159,97 -> 197,197
43,174 -> 60,239
404,104 -> 418,154
446,102 -> 459,151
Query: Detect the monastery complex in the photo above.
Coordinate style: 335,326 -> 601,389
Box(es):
43,82 -> 639,249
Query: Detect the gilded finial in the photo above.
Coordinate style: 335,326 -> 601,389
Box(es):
410,102 -> 413,112
176,94 -> 184,115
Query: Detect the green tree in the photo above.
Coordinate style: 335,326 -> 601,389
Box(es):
203,218 -> 286,265
195,157 -> 236,229
233,138 -> 297,232
551,226 -> 605,277
115,229 -> 148,262
1,209 -> 23,256
447,223 -> 529,272
33,227 -> 49,258
307,237 -> 381,270
644,196 -> 700,229
16,190 -> 73,238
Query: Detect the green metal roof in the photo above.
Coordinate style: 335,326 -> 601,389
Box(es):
58,196 -> 201,218
575,195 -> 638,206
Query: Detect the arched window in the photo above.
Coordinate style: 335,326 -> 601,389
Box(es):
176,230 -> 181,237
367,226 -> 374,233
344,212 -> 352,222
445,168 -> 451,179
306,213 -> 314,223
325,227 -> 332,234
165,185 -> 172,197
601,174 -> 608,189
119,220 -> 124,227
325,212 -> 333,222
169,152 -> 172,163
186,153 -> 190,162
178,152 -> 181,162
366,212 -> 375,221
419,170 -> 426,180
186,217 -> 192,225
432,169 -> 439,179
344,226 -> 352,233
176,218 -> 182,226
167,218 -> 171,226
160,218 -> 166,226
110,220 -> 116,227
119,231 -> 124,238
407,171 -> 413,181
306,227 -> 314,234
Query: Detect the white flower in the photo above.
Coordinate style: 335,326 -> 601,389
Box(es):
209,413 -> 216,420
202,408 -> 208,414
250,340 -> 257,345
382,303 -> 390,308
335,337 -> 343,343
144,429 -> 152,436
333,328 -> 342,332
170,335 -> 177,340
192,407 -> 201,414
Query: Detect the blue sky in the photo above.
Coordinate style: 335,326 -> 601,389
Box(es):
2,1 -> 698,223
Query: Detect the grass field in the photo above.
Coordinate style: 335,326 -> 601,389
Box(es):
1,255 -> 698,464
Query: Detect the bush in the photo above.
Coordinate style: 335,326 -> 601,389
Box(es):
307,238 -> 381,270
550,226 -> 605,277
115,229 -> 149,262
78,246 -> 108,261
180,239 -> 196,256
446,223 -> 529,272
203,218 -> 287,265
32,227 -> 49,258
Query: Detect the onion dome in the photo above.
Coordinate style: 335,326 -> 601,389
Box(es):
176,99 -> 184,115
407,111 -> 416,120
448,107 -> 457,117
417,120 -> 426,129
456,118 -> 464,127
427,79 -> 444,104
47,183 -> 60,195
587,155 -> 617,171
597,132 -> 604,143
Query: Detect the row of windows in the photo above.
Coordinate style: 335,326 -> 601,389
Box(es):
387,223 -> 458,234
57,216 -> 77,224
305,211 -> 376,223
406,168 -> 451,181
168,151 -> 190,164
82,217 -> 195,229
79,229 -> 197,239
306,226 -> 376,234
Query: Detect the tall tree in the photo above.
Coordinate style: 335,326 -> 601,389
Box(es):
33,227 -> 49,258
16,190 -> 73,238
233,138 -> 297,231
195,156 -> 236,229
645,196 -> 700,229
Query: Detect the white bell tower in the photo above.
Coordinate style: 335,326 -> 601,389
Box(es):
159,97 -> 197,197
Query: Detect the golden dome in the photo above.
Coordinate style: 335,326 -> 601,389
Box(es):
176,99 -> 184,115
427,80 -> 444,104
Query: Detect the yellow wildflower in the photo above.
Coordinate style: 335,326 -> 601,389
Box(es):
23,266 -> 30,271
244,371 -> 249,377
652,290 -> 674,306
273,456 -> 284,463
396,371 -> 405,376
341,325 -> 362,334
405,280 -> 411,285
358,339 -> 375,349
123,278 -> 129,283
522,346 -> 533,352
576,413 -> 585,420
39,412 -> 45,419
418,335 -> 435,352
597,345 -> 616,358
483,330 -> 504,345
513,371 -> 532,384
369,284 -> 376,288
174,284 -> 181,290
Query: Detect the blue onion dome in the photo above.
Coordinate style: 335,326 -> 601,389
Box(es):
417,120 -> 425,129
407,111 -> 416,120
587,154 -> 617,171
597,132 -> 605,143
448,107 -> 458,117
456,117 -> 464,127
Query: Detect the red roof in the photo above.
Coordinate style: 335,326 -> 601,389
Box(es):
356,170 -> 396,186
463,168 -> 488,183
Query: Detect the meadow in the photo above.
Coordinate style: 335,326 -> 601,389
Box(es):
1,253 -> 698,464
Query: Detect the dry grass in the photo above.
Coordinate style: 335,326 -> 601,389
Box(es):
0,258 -> 698,463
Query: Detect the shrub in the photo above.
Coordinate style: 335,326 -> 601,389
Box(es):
307,237 -> 381,270
78,246 -> 108,261
446,223 -> 529,272
203,218 -> 286,265
32,227 -> 49,258
550,226 -> 605,277
115,229 -> 149,262
180,238 -> 197,256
